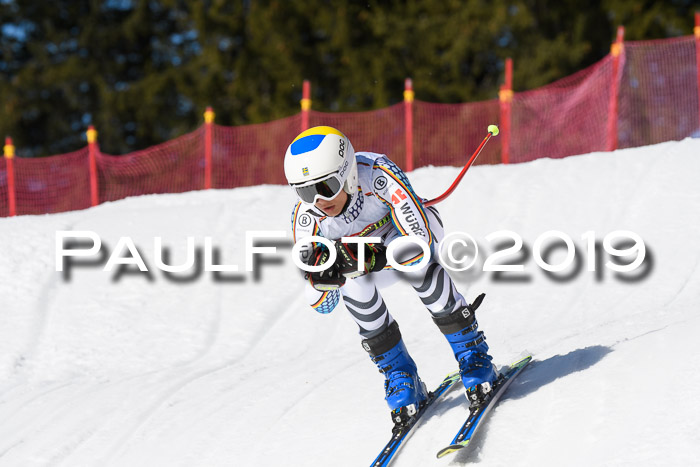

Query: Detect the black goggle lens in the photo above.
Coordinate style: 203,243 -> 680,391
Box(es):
295,177 -> 342,203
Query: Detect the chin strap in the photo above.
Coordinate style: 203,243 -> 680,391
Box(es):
339,190 -> 353,213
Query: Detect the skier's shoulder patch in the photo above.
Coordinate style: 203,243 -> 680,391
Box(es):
366,156 -> 398,199
291,202 -> 320,241
297,211 -> 314,229
373,156 -> 411,187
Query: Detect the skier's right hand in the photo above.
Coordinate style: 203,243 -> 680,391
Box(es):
335,241 -> 387,279
305,244 -> 346,291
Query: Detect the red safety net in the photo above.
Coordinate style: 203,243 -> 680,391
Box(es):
11,148 -> 92,215
510,56 -> 614,163
0,158 -> 9,218
1,34 -> 698,217
98,127 -> 205,202
212,114 -> 299,189
309,105 -> 406,166
414,99 -> 501,167
618,36 -> 699,148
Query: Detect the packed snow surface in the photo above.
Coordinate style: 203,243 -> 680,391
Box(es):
1,138 -> 699,467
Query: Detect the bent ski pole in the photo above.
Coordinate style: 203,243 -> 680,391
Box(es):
424,125 -> 499,207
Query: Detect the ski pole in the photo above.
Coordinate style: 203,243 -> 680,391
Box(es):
424,125 -> 499,207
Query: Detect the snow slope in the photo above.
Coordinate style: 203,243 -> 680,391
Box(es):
1,138 -> 699,467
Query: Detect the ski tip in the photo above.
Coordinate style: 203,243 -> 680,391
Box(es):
507,355 -> 533,370
436,443 -> 467,459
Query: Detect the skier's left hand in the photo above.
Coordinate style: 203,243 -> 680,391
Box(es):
335,241 -> 387,279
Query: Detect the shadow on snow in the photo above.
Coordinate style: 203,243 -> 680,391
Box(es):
445,345 -> 613,464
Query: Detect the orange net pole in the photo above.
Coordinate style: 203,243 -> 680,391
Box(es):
204,107 -> 215,189
301,80 -> 311,132
499,58 -> 513,164
607,26 -> 625,151
87,125 -> 99,206
404,78 -> 414,171
4,137 -> 16,216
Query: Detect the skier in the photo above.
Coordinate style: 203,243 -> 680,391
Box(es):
284,126 -> 497,422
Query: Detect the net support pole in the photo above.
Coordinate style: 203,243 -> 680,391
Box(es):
4,137 -> 16,216
404,78 -> 415,172
87,125 -> 99,207
499,58 -> 513,164
204,106 -> 215,190
695,12 -> 700,131
607,26 -> 625,152
301,80 -> 311,132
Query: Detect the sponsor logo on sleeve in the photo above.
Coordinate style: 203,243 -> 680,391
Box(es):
391,188 -> 407,205
374,176 -> 387,191
400,202 -> 424,236
298,213 -> 312,228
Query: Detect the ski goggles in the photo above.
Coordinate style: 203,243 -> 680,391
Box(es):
292,173 -> 344,204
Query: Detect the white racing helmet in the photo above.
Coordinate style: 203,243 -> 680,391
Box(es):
284,126 -> 358,204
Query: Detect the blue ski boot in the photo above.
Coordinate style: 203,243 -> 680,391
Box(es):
432,293 -> 497,404
362,321 -> 428,424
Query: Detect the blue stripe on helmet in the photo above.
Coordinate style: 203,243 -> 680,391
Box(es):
290,134 -> 326,155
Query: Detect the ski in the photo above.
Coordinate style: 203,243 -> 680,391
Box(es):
436,355 -> 532,459
370,371 -> 461,467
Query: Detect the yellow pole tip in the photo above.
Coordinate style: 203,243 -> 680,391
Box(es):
488,125 -> 500,136
87,128 -> 98,144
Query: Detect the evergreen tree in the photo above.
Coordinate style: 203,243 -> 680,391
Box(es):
0,0 -> 696,157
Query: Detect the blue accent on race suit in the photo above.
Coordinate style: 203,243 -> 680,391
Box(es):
315,290 -> 340,314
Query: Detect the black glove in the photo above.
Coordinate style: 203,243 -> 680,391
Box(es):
305,244 -> 346,291
335,241 -> 387,279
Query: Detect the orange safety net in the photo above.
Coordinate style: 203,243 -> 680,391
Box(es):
1,34 -> 698,217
